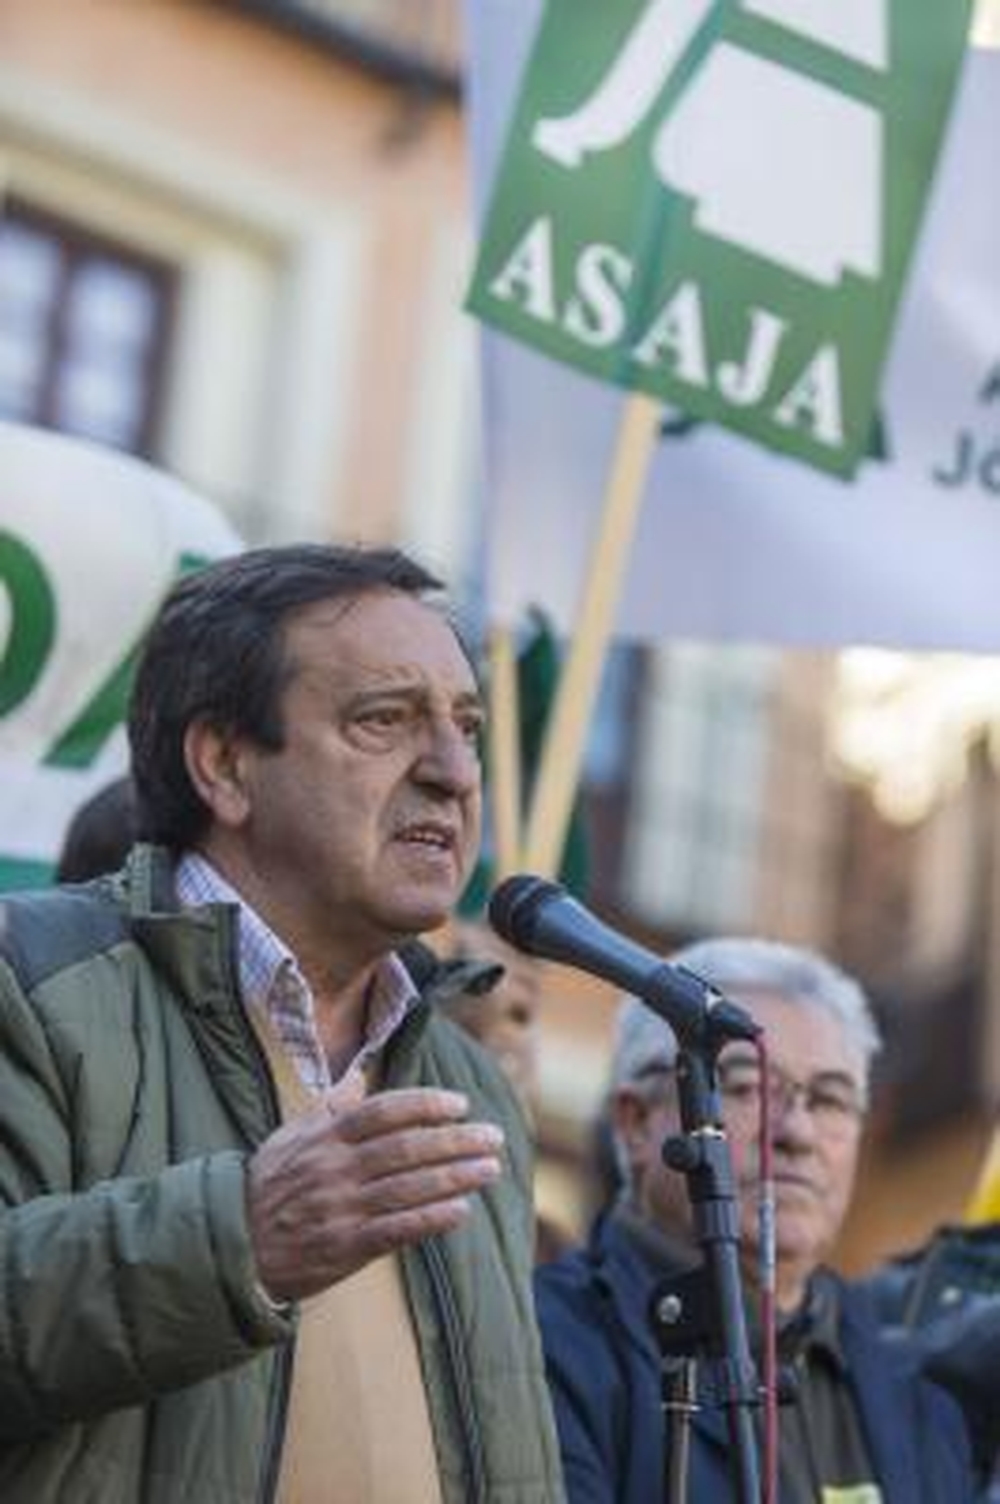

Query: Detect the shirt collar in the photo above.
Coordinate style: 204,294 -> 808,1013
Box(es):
175,850 -> 296,1009
780,1268 -> 846,1372
174,850 -> 419,1086
611,1198 -> 701,1275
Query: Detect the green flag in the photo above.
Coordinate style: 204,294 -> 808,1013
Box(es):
460,610 -> 589,914
468,0 -> 974,477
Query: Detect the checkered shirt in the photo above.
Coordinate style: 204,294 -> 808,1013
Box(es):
175,852 -> 418,1092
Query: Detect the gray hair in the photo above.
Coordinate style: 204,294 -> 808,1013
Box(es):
611,936 -> 881,1099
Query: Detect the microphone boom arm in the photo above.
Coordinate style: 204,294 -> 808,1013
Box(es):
489,874 -> 759,1051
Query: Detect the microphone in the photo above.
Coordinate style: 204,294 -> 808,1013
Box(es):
489,875 -> 759,1049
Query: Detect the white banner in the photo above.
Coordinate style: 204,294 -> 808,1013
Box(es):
469,3 -> 1000,652
0,423 -> 240,886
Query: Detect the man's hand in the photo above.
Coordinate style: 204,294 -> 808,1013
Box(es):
246,1076 -> 505,1302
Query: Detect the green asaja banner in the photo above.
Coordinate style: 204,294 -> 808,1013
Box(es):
467,0 -> 974,478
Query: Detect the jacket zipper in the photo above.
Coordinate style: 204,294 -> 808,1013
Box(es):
420,1236 -> 489,1504
213,912 -> 293,1504
387,1002 -> 490,1504
257,1345 -> 293,1504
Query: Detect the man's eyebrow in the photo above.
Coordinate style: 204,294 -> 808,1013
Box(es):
720,1049 -> 758,1068
720,1056 -> 858,1085
344,685 -> 485,711
349,685 -> 424,701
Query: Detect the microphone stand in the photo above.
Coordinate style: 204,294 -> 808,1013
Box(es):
648,1045 -> 761,1504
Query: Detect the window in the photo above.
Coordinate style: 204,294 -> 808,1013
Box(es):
623,643 -> 779,932
0,199 -> 176,456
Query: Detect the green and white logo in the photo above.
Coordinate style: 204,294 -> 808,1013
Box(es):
0,422 -> 240,890
468,0 -> 974,476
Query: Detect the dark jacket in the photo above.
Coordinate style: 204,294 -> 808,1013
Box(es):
0,846 -> 564,1504
535,1214 -> 974,1504
866,1222 -> 1000,1491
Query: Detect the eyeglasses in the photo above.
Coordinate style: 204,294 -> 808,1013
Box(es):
717,1058 -> 865,1131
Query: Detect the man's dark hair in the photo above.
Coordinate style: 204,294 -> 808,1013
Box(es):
128,543 -> 443,850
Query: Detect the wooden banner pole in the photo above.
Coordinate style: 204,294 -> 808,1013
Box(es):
486,624 -> 523,882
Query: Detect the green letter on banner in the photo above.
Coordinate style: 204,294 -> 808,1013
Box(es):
0,531 -> 57,718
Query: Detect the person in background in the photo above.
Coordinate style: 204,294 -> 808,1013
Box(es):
412,916 -> 574,1263
0,544 -> 564,1504
867,1218 -> 1000,1499
431,919 -> 542,1116
535,936 -> 974,1503
55,773 -> 136,883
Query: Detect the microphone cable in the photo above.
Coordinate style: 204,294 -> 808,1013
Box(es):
755,1031 -> 779,1504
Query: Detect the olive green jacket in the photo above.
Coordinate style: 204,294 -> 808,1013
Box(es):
0,847 -> 564,1504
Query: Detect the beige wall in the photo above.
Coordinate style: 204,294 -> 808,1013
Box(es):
0,0 -> 474,550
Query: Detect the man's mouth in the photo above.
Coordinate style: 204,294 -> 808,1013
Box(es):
772,1173 -> 820,1199
396,822 -> 456,853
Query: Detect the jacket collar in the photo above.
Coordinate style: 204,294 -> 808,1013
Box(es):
119,845 -> 437,1144
120,844 -> 277,1146
836,1281 -> 924,1504
123,844 -> 243,1017
590,1211 -> 692,1364
591,1217 -> 941,1502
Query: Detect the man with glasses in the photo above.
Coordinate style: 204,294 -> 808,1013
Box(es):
535,936 -> 974,1502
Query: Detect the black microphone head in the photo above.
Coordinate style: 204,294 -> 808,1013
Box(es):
488,874 -> 564,950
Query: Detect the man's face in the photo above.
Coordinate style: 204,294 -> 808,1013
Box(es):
221,589 -> 483,960
619,991 -> 865,1302
614,1075 -> 691,1239
719,991 -> 865,1292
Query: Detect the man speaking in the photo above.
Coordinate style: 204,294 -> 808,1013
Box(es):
0,544 -> 564,1504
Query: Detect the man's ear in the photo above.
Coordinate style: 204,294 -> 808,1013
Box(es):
183,720 -> 250,829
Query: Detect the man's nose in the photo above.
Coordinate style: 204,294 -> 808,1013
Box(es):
414,719 -> 481,796
770,1083 -> 818,1145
